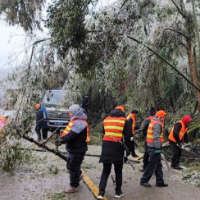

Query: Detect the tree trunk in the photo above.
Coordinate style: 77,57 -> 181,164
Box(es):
186,38 -> 200,112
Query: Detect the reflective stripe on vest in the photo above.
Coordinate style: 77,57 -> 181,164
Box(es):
127,113 -> 135,135
168,120 -> 188,143
159,121 -> 165,143
146,120 -> 163,143
60,119 -> 90,143
103,117 -> 126,142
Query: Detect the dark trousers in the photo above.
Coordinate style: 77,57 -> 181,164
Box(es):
42,128 -> 48,139
67,152 -> 85,188
130,140 -> 136,156
99,163 -> 123,194
142,140 -> 149,170
169,141 -> 182,167
141,148 -> 164,184
35,125 -> 42,140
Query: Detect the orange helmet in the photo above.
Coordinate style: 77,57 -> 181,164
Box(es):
115,106 -> 125,113
155,110 -> 167,118
35,104 -> 40,109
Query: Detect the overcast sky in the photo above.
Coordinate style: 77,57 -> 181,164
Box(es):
0,0 -> 119,71
0,21 -> 26,70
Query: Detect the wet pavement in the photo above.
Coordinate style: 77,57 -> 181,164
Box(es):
1,144 -> 200,200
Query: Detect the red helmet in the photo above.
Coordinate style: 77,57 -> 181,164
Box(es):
182,115 -> 192,126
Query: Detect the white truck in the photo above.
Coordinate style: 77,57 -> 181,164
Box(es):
41,89 -> 81,134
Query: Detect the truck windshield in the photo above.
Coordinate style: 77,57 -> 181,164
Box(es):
43,90 -> 67,105
43,90 -> 81,107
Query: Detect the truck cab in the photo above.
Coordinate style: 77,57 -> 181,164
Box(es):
42,89 -> 76,133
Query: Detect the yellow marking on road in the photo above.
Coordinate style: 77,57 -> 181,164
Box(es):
82,170 -> 107,200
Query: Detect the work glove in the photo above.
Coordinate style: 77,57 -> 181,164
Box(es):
184,143 -> 190,148
55,139 -> 63,147
155,148 -> 161,154
177,143 -> 182,147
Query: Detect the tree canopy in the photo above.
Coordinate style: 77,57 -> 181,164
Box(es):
1,0 -> 200,172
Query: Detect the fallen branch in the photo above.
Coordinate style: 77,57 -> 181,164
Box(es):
16,147 -> 100,158
21,134 -> 67,161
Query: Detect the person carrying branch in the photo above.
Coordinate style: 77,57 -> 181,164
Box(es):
140,110 -> 168,187
168,115 -> 192,170
97,106 -> 132,199
126,109 -> 138,157
55,104 -> 90,193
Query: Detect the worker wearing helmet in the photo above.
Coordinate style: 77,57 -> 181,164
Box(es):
168,115 -> 192,170
140,107 -> 157,172
97,106 -> 132,199
35,104 -> 44,141
126,109 -> 139,157
140,110 -> 168,187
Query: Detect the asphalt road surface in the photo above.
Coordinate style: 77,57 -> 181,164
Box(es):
1,143 -> 200,200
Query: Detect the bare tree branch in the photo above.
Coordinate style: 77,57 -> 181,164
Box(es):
162,28 -> 189,39
171,0 -> 186,18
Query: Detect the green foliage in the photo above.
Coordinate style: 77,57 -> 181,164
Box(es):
0,142 -> 31,175
46,0 -> 89,56
0,0 -> 44,31
48,164 -> 59,174
49,192 -> 65,200
82,162 -> 96,169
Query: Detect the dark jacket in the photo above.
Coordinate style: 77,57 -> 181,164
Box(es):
141,118 -> 151,137
35,109 -> 44,128
61,108 -> 88,153
172,122 -> 188,144
99,109 -> 132,164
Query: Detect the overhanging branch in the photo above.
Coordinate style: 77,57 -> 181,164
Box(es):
127,35 -> 200,92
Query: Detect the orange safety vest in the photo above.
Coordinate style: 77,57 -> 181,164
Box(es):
0,116 -> 7,137
127,113 -> 136,135
147,116 -> 154,120
60,119 -> 90,143
168,120 -> 188,143
103,116 -> 126,142
146,119 -> 164,143
160,121 -> 165,143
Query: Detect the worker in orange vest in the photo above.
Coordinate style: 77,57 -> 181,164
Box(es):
0,115 -> 8,137
140,110 -> 168,187
126,110 -> 138,157
168,115 -> 192,170
55,104 -> 90,193
97,106 -> 132,200
140,107 -> 157,172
